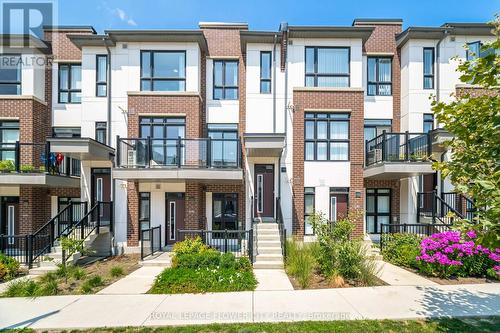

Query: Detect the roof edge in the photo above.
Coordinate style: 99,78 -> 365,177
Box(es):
43,25 -> 96,34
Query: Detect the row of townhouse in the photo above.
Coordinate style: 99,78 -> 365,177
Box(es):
0,19 -> 494,258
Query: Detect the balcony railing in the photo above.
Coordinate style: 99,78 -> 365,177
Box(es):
365,132 -> 432,167
0,141 -> 80,177
116,137 -> 242,169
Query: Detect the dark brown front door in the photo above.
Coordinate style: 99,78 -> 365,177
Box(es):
330,193 -> 348,221
91,168 -> 111,222
166,193 -> 185,245
1,197 -> 19,236
254,164 -> 274,218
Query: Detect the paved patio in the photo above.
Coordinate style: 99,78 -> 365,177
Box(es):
1,283 -> 499,329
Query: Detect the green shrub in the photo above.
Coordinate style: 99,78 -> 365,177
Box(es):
110,266 -> 124,278
3,279 -> 40,297
381,233 -> 423,268
285,240 -> 316,288
70,267 -> 87,280
0,160 -> 14,172
172,237 -> 210,256
172,249 -> 221,269
79,275 -> 104,294
20,165 -> 34,173
150,267 -> 257,294
0,254 -> 20,281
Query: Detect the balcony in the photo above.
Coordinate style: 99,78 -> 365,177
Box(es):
0,142 -> 81,187
113,137 -> 243,182
364,132 -> 434,179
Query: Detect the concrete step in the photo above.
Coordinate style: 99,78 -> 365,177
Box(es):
253,261 -> 284,269
255,224 -> 279,230
256,229 -> 280,236
256,254 -> 283,262
257,240 -> 281,247
257,247 -> 283,255
257,234 -> 281,241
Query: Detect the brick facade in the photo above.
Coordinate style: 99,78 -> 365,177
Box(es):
292,89 -> 365,238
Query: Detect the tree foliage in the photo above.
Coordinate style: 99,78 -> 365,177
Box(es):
431,15 -> 500,245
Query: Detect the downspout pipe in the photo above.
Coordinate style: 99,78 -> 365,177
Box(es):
278,22 -> 288,218
103,38 -> 112,147
272,34 -> 277,133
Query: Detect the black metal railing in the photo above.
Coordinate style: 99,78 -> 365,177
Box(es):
59,201 -> 114,263
365,132 -> 432,166
380,223 -> 452,251
0,235 -> 30,266
276,197 -> 286,259
141,225 -> 162,260
177,229 -> 253,262
441,192 -> 477,222
417,191 -> 477,224
0,141 -> 80,177
116,136 -> 241,169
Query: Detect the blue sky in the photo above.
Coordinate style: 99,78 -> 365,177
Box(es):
56,0 -> 497,33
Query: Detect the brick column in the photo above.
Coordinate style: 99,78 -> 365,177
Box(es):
19,186 -> 50,234
127,181 -> 139,246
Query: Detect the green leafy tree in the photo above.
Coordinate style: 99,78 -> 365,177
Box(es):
431,15 -> 499,246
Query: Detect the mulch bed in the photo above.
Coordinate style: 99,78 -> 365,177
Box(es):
287,270 -> 387,290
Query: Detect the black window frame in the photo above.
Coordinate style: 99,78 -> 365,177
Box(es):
212,193 -> 239,231
423,48 -> 435,90
423,113 -> 434,133
260,51 -> 272,94
140,50 -> 186,92
58,63 -> 82,104
0,54 -> 22,95
95,122 -> 107,144
364,119 -> 392,143
139,116 -> 186,139
366,188 -> 391,234
304,187 -> 315,235
207,124 -> 239,168
139,192 -> 151,238
304,112 -> 350,162
367,56 -> 392,96
213,59 -> 239,100
0,120 -> 19,161
95,54 -> 108,97
305,46 -> 350,88
466,41 -> 482,61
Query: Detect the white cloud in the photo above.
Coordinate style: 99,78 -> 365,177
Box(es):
112,7 -> 137,26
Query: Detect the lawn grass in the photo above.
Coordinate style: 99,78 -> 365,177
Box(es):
4,317 -> 499,332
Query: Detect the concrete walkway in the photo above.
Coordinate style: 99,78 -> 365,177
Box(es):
1,283 -> 499,329
254,269 -> 294,291
97,252 -> 171,295
375,261 -> 438,286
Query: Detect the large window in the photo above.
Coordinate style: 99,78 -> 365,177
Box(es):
366,188 -> 391,234
139,192 -> 151,234
208,124 -> 238,167
95,122 -> 107,144
140,51 -> 186,92
213,193 -> 238,231
423,114 -> 434,133
96,55 -> 108,97
58,64 -> 81,103
304,187 -> 315,235
213,60 -> 238,100
364,119 -> 392,143
139,117 -> 185,166
367,57 -> 392,96
0,121 -> 19,161
260,51 -> 272,93
466,41 -> 481,61
423,48 -> 435,89
0,55 -> 21,95
305,47 -> 350,87
305,113 -> 349,161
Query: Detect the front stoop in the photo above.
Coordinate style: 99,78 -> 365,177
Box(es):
253,222 -> 284,269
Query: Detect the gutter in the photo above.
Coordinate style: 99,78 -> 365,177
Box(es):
278,22 -> 289,213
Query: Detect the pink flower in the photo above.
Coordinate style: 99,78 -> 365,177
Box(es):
466,230 -> 477,239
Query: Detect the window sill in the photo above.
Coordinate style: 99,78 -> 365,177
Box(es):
127,91 -> 200,97
293,87 -> 364,93
0,95 -> 47,105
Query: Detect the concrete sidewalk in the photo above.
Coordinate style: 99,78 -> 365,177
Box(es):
375,261 -> 438,286
254,269 -> 294,291
1,283 -> 499,329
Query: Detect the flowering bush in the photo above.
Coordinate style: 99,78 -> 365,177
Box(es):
416,230 -> 500,279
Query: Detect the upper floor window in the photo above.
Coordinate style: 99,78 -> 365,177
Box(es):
367,57 -> 392,96
0,55 -> 21,95
423,48 -> 435,89
96,55 -> 108,97
466,41 -> 481,61
305,112 -> 350,161
95,122 -> 107,144
59,64 -> 81,103
0,121 -> 19,161
213,60 -> 238,100
140,51 -> 186,92
139,117 -> 185,139
208,124 -> 238,168
423,114 -> 434,133
364,119 -> 392,143
260,51 -> 272,93
305,47 -> 350,88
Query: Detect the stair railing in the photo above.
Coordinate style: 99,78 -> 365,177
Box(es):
276,197 -> 286,259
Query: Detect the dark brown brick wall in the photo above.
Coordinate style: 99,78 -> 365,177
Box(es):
43,29 -> 92,61
292,89 -> 365,239
354,22 -> 402,132
127,94 -> 203,138
19,186 -> 49,234
127,181 -> 139,246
